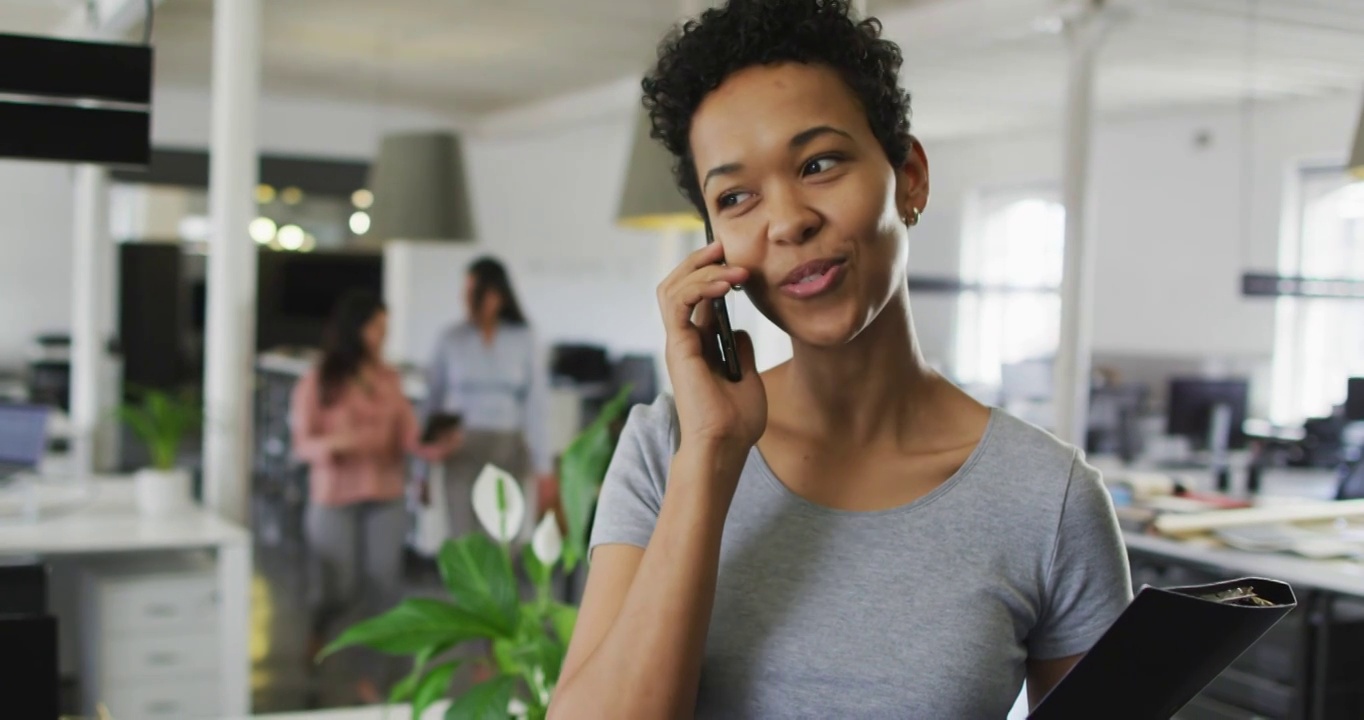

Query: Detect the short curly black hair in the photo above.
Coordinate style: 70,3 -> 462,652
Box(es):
642,0 -> 913,215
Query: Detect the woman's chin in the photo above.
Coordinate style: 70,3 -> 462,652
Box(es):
785,316 -> 866,350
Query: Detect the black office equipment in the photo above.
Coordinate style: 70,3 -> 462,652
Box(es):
1029,577 -> 1296,720
1168,378 -> 1250,491
1345,377 -> 1364,421
0,562 -> 59,720
0,32 -> 152,166
1167,378 -> 1250,451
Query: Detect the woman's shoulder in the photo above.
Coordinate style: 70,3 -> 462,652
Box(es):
619,392 -> 681,456
975,408 -> 1096,492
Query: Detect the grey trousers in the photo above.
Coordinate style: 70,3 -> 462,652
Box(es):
440,430 -> 532,541
305,499 -> 407,700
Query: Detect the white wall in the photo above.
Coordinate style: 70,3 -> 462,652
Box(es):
0,160 -> 74,367
912,92 -> 1362,371
462,115 -> 669,361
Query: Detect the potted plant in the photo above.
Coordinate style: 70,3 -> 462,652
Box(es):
117,387 -> 201,517
319,385 -> 635,719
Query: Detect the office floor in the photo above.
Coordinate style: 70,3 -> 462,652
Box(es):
248,496 -> 446,713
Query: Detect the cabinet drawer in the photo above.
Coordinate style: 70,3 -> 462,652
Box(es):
100,575 -> 217,635
97,678 -> 220,719
103,632 -> 219,680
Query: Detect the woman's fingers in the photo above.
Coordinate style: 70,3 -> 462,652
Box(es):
657,265 -> 748,335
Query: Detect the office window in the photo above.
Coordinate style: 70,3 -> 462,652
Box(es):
1270,169 -> 1364,424
954,186 -> 1066,387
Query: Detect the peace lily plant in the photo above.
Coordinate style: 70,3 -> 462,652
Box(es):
319,386 -> 633,720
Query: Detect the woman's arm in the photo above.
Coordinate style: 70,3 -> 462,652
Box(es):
289,371 -> 342,462
549,444 -> 747,720
1026,654 -> 1082,706
521,330 -> 553,476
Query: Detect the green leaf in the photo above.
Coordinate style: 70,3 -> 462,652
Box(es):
444,675 -> 518,720
116,387 -> 201,471
390,670 -> 421,704
559,385 -> 633,571
521,544 -> 552,594
412,661 -> 461,720
390,642 -> 458,703
492,637 -> 522,675
318,598 -> 500,659
437,535 -> 519,638
548,603 -> 577,646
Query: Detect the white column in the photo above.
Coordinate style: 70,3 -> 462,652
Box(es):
203,0 -> 261,525
1052,3 -> 1110,448
70,165 -> 111,476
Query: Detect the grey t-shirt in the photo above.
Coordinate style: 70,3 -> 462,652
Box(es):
588,393 -> 1133,719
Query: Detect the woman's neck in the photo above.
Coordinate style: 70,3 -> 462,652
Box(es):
477,318 -> 499,345
777,289 -> 943,447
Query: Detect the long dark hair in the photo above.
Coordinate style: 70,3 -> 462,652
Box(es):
319,289 -> 385,407
469,256 -> 527,326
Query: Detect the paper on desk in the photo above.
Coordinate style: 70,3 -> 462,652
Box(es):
1214,522 -> 1364,559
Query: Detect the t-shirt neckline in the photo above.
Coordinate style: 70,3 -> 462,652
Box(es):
747,406 -> 1001,518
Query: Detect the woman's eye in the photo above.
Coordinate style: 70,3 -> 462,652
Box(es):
802,156 -> 839,176
718,191 -> 751,208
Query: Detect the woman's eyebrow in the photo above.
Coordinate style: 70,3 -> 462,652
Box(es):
702,125 -> 853,191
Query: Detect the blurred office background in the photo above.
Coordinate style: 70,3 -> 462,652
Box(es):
0,0 -> 1362,718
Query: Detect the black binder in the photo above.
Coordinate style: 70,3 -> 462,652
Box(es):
1029,577 -> 1297,720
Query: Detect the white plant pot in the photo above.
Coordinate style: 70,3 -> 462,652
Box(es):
134,468 -> 193,518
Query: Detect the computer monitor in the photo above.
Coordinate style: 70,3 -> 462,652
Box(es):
0,403 -> 49,470
1345,377 -> 1364,421
1166,378 -> 1249,451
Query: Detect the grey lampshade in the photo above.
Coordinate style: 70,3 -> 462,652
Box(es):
367,131 -> 475,241
617,107 -> 703,231
1350,95 -> 1364,180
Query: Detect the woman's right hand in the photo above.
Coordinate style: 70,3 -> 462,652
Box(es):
658,242 -> 767,460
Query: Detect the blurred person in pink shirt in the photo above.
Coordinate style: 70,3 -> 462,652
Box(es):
290,289 -> 459,704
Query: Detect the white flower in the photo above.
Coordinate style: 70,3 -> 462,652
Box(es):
508,698 -> 529,719
532,512 -> 564,566
471,463 -> 525,543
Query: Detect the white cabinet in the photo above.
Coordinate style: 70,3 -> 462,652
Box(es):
79,552 -> 223,719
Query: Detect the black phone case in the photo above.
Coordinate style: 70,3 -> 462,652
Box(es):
704,218 -> 743,383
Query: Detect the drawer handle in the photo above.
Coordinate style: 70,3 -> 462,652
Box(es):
143,604 -> 179,619
146,651 -> 179,667
146,700 -> 180,715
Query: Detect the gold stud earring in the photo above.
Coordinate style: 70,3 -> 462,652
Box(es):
907,207 -> 922,226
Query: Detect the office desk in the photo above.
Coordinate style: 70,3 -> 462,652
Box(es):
1124,531 -> 1364,719
0,477 -> 251,717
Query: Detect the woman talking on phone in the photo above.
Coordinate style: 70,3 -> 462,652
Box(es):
290,290 -> 458,703
551,2 -> 1131,718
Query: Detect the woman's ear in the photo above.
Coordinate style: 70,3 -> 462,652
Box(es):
896,134 -> 930,219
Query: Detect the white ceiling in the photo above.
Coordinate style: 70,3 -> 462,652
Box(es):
2,0 -> 1361,140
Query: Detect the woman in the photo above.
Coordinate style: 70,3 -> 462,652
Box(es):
552,2 -> 1131,718
424,256 -> 552,541
290,290 -> 457,704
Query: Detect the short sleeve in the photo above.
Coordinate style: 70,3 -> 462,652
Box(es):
1027,451 -> 1133,660
587,394 -> 679,555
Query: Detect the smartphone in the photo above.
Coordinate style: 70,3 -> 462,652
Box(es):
703,216 -> 743,383
421,412 -> 463,443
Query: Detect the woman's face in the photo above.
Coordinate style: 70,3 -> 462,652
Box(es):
688,62 -> 929,348
464,273 -> 503,325
362,310 -> 387,358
